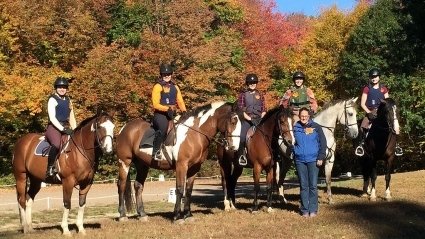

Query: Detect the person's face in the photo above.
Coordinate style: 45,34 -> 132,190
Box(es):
55,86 -> 68,96
161,73 -> 172,82
248,83 -> 257,90
299,110 -> 310,125
370,75 -> 379,84
294,78 -> 304,87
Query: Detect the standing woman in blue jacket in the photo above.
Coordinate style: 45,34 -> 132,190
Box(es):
293,107 -> 327,217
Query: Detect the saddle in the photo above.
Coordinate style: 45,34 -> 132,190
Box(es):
139,120 -> 176,149
34,135 -> 69,156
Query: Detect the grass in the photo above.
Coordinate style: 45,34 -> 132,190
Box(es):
1,170 -> 425,239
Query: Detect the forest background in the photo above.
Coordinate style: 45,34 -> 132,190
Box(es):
1,0 -> 424,183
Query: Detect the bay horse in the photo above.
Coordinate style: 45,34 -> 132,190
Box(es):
276,97 -> 359,204
12,111 -> 115,235
361,98 -> 400,201
217,106 -> 294,212
115,101 -> 242,222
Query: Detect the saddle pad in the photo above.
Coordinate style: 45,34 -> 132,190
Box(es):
35,138 -> 51,156
139,127 -> 156,149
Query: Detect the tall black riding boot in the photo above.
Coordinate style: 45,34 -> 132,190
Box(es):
152,131 -> 163,161
46,146 -> 59,177
355,128 -> 368,156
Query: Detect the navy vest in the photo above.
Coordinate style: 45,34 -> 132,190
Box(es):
243,90 -> 262,117
366,84 -> 385,109
158,80 -> 177,105
50,94 -> 71,123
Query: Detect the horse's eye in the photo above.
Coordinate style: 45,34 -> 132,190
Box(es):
348,113 -> 353,116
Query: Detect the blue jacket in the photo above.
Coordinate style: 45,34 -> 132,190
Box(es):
293,119 -> 327,163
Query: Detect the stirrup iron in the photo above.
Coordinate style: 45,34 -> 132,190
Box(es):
355,145 -> 364,157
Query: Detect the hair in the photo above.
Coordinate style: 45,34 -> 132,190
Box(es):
299,107 -> 310,116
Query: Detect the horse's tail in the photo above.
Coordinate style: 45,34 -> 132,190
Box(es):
124,172 -> 134,212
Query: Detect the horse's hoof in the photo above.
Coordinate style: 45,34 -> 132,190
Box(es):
360,193 -> 369,198
266,207 -> 274,213
185,217 -> 196,223
63,231 -> 72,237
118,216 -> 128,222
173,219 -> 185,225
138,216 -> 149,222
385,196 -> 392,201
369,197 -> 377,202
79,229 -> 86,235
328,198 -> 335,204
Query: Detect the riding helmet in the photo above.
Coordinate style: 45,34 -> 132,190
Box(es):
245,74 -> 259,84
292,71 -> 305,81
368,68 -> 380,78
160,63 -> 173,75
54,77 -> 69,88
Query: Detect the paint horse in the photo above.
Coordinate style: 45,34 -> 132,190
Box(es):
12,111 -> 115,235
115,101 -> 241,222
218,106 -> 294,212
361,98 -> 400,201
276,97 -> 359,204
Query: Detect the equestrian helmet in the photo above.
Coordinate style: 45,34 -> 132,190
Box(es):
160,63 -> 173,75
368,68 -> 380,78
54,77 -> 69,88
245,74 -> 259,84
292,71 -> 305,81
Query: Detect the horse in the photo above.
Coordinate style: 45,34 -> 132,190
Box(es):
115,101 -> 242,222
361,98 -> 400,201
276,97 -> 359,204
12,111 -> 115,235
217,106 -> 294,212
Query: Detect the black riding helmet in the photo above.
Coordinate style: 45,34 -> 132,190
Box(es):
245,73 -> 259,84
292,71 -> 305,81
160,63 -> 173,75
368,68 -> 380,78
54,77 -> 69,88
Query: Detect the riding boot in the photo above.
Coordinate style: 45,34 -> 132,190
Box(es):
237,141 -> 247,166
355,129 -> 368,156
152,131 -> 163,161
46,146 -> 59,178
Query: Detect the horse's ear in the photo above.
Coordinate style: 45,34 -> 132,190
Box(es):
380,98 -> 386,104
352,96 -> 359,103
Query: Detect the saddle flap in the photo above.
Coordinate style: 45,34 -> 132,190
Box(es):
139,128 -> 156,149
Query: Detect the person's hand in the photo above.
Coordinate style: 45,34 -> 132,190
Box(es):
167,107 -> 175,119
316,159 -> 323,167
63,127 -> 73,135
366,112 -> 377,120
251,118 -> 261,126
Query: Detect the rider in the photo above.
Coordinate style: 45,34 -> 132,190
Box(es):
355,68 -> 403,156
45,77 -> 76,178
280,71 -> 318,123
151,63 -> 187,160
236,73 -> 267,166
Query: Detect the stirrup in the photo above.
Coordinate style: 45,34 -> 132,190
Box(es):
152,150 -> 162,161
395,146 -> 403,156
355,145 -> 364,156
238,154 -> 247,166
46,166 -> 56,178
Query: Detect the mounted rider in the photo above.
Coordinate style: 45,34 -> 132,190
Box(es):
236,73 -> 267,166
151,63 -> 187,160
280,71 -> 318,123
355,68 -> 403,156
45,77 -> 76,178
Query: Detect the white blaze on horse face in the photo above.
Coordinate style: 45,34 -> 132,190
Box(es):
392,106 -> 400,135
100,120 -> 115,153
288,116 -> 295,144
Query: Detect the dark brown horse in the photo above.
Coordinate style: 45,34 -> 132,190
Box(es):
361,98 -> 400,201
217,107 -> 294,212
12,111 -> 115,235
116,101 -> 241,222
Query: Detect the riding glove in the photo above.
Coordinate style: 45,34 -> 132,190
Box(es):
63,127 -> 73,135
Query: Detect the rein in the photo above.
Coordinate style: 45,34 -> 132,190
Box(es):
178,122 -> 232,147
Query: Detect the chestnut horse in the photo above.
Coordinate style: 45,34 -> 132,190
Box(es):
12,111 -> 115,235
276,97 -> 359,204
116,101 -> 241,222
217,106 -> 294,212
361,98 -> 400,201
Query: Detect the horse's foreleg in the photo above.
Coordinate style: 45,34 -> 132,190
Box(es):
134,163 -> 149,220
252,165 -> 261,213
384,158 -> 394,200
218,149 -> 231,211
61,179 -> 75,236
230,164 -> 243,210
14,171 -> 29,233
369,164 -> 378,201
183,173 -> 198,221
324,160 -> 334,204
265,169 -> 274,213
76,184 -> 92,235
117,158 -> 132,221
173,164 -> 187,222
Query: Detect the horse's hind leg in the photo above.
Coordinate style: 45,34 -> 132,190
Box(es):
25,176 -> 42,232
134,163 -> 149,220
15,171 -> 30,233
117,158 -> 132,221
324,159 -> 335,204
265,169 -> 274,213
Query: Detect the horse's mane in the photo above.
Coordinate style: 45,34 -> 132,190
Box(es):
74,112 -> 109,131
321,99 -> 347,111
260,106 -> 281,123
178,101 -> 232,122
